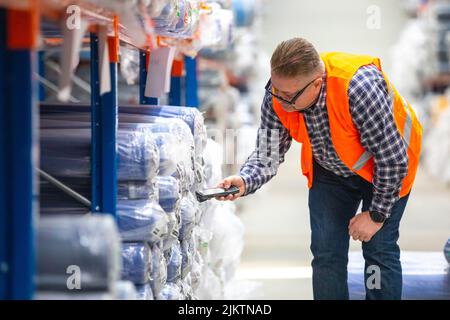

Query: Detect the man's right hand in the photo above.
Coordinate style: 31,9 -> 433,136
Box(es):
215,175 -> 246,201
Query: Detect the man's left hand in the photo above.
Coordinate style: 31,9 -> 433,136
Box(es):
348,211 -> 383,242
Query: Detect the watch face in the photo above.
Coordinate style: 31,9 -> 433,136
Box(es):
370,211 -> 385,223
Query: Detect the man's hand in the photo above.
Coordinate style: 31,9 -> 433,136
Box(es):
348,211 -> 383,242
215,175 -> 246,201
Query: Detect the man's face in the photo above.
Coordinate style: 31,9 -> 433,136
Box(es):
270,72 -> 323,112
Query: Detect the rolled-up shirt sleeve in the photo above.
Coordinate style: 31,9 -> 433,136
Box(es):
348,65 -> 409,218
239,92 -> 292,196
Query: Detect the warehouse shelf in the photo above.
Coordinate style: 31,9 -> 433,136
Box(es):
0,2 -> 199,300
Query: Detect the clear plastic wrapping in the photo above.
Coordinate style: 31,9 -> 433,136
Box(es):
166,240 -> 183,283
154,0 -> 201,38
114,281 -> 138,300
135,283 -> 155,300
150,242 -> 168,297
120,242 -> 152,285
179,193 -> 198,241
163,208 -> 181,251
181,237 -> 195,280
37,215 -> 121,292
40,128 -> 160,181
156,176 -> 182,213
119,105 -> 207,163
118,180 -> 159,201
158,282 -> 184,300
117,200 -> 169,243
119,46 -> 140,85
121,120 -> 196,179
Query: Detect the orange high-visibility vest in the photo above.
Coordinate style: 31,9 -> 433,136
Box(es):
272,52 -> 422,197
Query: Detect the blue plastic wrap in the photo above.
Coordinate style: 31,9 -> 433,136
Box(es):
348,251 -> 450,300
40,128 -> 159,181
41,178 -> 158,205
232,0 -> 257,27
445,238 -> 450,264
117,200 -> 169,243
166,240 -> 183,283
121,242 -> 152,285
119,105 -> 206,161
158,282 -> 184,300
135,283 -> 155,300
153,0 -> 200,38
114,281 -> 138,300
37,215 -> 121,291
156,176 -> 182,213
179,193 -> 198,241
118,180 -> 159,201
151,243 -> 168,297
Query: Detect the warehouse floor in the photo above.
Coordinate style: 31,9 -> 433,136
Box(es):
235,143 -> 450,300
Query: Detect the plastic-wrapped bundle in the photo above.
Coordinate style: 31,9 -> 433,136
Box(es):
40,128 -> 159,181
153,133 -> 183,176
158,282 -> 184,300
181,238 -> 195,280
156,176 -> 182,213
41,177 -> 158,204
125,122 -> 195,178
172,163 -> 196,194
232,0 -> 257,27
180,274 -> 195,300
445,238 -> 450,264
152,0 -> 179,31
166,240 -> 183,283
121,242 -> 152,285
119,105 -> 207,163
151,243 -> 168,298
190,250 -> 204,292
195,265 -> 223,300
37,215 -> 121,291
117,200 -> 169,243
163,209 -> 181,252
114,281 -> 138,300
179,193 -> 198,241
135,283 -> 155,300
154,0 -> 200,38
348,251 -> 450,300
118,180 -> 159,201
208,202 -> 244,281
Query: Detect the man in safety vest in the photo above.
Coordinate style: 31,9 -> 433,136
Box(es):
216,37 -> 422,300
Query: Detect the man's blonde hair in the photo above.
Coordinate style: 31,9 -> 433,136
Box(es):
270,37 -> 321,78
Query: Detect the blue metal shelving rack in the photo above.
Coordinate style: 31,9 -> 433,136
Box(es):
0,7 -> 38,300
0,5 -> 199,299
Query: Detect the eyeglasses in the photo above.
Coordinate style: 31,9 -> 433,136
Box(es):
265,78 -> 317,106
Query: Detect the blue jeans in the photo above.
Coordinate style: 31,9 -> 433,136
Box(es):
309,160 -> 410,300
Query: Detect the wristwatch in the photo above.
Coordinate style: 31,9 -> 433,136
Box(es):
369,210 -> 387,223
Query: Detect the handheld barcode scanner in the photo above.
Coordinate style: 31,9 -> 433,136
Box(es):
195,186 -> 240,203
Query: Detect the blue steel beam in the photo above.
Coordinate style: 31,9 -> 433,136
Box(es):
89,32 -> 118,217
100,61 -> 118,217
0,8 -> 37,300
184,56 -> 199,108
90,32 -> 101,212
